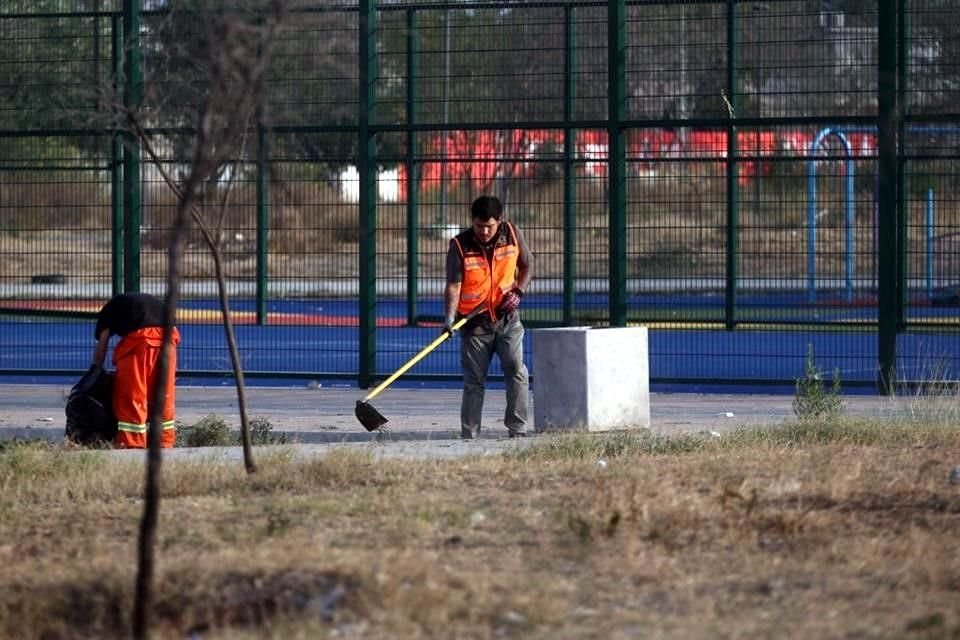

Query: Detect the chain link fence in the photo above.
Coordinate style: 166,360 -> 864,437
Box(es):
1,0 -> 958,390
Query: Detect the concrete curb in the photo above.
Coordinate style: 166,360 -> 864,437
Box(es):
0,383 -> 912,460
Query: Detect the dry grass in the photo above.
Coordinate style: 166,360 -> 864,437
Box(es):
1,418 -> 959,639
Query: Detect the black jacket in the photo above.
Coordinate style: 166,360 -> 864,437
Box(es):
94,293 -> 166,339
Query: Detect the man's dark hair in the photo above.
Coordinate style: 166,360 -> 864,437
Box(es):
471,195 -> 503,221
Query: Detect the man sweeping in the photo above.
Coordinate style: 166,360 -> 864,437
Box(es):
92,292 -> 180,448
443,195 -> 533,439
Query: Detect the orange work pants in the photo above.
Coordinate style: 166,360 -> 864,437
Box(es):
112,326 -> 180,449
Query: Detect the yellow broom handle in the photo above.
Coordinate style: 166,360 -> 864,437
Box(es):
361,311 -> 476,403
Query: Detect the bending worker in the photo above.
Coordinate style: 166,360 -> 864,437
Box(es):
92,292 -> 180,448
444,195 -> 533,439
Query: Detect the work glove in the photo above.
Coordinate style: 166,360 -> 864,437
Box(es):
443,314 -> 458,336
498,288 -> 523,315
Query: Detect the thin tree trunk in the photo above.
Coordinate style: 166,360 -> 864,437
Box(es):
210,244 -> 257,472
132,174 -> 196,640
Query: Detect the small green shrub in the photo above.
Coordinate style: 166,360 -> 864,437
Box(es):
176,414 -> 233,447
793,344 -> 843,421
247,416 -> 289,446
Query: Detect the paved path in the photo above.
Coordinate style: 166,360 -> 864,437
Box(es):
0,383 -> 912,460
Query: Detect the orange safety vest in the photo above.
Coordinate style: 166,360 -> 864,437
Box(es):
452,221 -> 520,321
112,326 -> 180,449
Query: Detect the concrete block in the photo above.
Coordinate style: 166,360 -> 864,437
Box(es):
532,326 -> 650,432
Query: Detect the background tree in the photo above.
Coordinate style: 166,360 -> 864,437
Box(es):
0,0 -> 117,160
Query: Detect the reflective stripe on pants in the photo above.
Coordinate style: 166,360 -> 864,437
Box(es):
112,327 -> 179,449
116,420 -> 177,449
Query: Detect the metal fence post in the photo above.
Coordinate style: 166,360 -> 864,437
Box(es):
405,7 -> 419,326
122,0 -> 142,293
563,4 -> 576,326
358,0 -> 378,388
123,0 -> 143,291
256,119 -> 268,325
111,13 -> 123,296
725,0 -> 739,330
877,0 -> 900,393
607,0 -> 627,327
896,0 -> 908,325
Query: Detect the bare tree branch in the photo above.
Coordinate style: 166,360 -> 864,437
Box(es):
129,4 -> 288,638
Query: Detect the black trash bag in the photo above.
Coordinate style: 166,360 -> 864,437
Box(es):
65,365 -> 118,446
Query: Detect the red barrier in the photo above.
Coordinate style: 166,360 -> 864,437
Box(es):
399,128 -> 877,196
